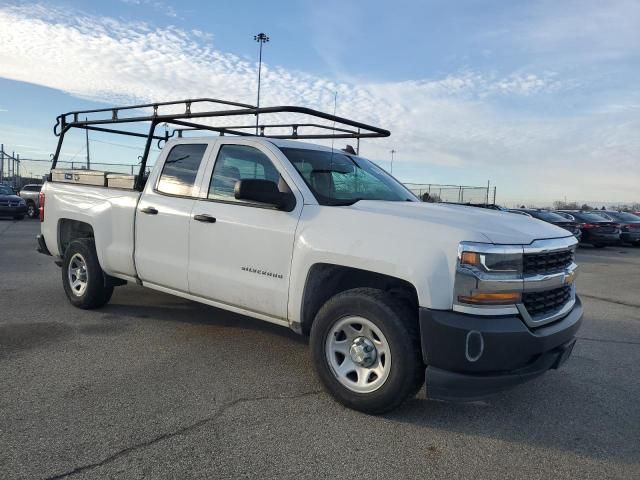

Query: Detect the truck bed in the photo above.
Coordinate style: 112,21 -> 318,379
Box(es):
41,181 -> 141,279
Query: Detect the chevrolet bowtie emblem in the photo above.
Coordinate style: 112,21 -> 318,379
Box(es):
564,270 -> 576,285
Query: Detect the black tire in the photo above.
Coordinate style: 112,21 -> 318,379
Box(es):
62,239 -> 114,309
13,215 -> 24,220
26,202 -> 37,218
310,288 -> 424,414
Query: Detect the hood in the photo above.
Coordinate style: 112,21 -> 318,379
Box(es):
348,201 -> 573,245
0,194 -> 22,201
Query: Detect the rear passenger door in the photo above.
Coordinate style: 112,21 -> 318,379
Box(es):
188,139 -> 303,321
135,142 -> 211,292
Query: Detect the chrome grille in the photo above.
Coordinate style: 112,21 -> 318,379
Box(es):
522,286 -> 572,319
523,249 -> 574,275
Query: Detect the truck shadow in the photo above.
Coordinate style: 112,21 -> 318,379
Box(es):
383,357 -> 638,465
102,285 -> 306,345
99,285 -> 636,465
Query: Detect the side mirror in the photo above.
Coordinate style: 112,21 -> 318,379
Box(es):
234,179 -> 295,212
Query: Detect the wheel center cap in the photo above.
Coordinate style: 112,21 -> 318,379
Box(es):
349,336 -> 377,367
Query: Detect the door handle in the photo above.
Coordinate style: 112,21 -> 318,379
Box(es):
194,214 -> 216,223
141,206 -> 158,215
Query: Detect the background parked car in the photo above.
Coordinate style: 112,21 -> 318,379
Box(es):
509,208 -> 582,241
0,184 -> 27,220
590,210 -> 640,247
17,184 -> 43,218
555,210 -> 621,248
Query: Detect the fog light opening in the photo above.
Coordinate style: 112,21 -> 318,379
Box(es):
465,330 -> 484,362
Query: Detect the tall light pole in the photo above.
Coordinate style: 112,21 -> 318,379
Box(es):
254,32 -> 270,134
390,149 -> 396,175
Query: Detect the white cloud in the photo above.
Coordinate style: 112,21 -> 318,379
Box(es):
0,4 -> 638,203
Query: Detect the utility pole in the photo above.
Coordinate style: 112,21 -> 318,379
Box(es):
390,149 -> 396,175
85,117 -> 91,170
254,32 -> 269,134
0,144 -> 4,183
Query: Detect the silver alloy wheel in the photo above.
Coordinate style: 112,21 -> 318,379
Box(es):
27,204 -> 36,217
325,316 -> 391,393
68,253 -> 88,297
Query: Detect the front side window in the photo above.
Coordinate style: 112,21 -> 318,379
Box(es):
280,147 -> 416,206
157,144 -> 208,196
208,145 -> 283,203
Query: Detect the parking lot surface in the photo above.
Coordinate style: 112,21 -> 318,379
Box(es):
1,219 -> 639,479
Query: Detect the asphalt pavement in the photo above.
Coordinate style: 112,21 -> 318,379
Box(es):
1,219 -> 639,479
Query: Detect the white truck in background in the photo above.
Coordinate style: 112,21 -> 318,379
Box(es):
37,99 -> 582,413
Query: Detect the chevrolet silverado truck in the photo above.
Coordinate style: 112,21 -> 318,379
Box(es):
37,99 -> 582,413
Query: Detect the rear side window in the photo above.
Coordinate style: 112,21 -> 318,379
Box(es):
157,144 -> 208,197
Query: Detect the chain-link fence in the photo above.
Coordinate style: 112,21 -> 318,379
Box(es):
404,183 -> 497,204
1,144 -> 153,189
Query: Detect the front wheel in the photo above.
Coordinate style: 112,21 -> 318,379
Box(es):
310,288 -> 424,414
62,239 -> 114,309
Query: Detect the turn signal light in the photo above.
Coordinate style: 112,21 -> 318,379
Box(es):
458,292 -> 522,305
460,252 -> 480,266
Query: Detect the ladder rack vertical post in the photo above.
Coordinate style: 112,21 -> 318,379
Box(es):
135,121 -> 158,192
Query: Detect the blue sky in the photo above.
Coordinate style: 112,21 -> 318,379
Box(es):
0,0 -> 638,205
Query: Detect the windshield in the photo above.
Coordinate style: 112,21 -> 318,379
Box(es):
530,210 -> 570,222
280,147 -> 416,206
572,211 -> 614,222
0,185 -> 14,195
603,211 -> 640,222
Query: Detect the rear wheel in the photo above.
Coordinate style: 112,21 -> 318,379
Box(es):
62,239 -> 113,309
26,202 -> 37,218
310,288 -> 424,414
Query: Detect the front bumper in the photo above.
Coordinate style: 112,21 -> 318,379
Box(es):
419,297 -> 583,401
0,205 -> 27,216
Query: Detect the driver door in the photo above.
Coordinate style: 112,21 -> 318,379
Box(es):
188,139 -> 303,321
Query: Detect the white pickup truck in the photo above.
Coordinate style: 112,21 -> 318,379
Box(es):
37,100 -> 582,413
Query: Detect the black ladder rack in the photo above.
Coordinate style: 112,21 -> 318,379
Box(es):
51,98 -> 390,191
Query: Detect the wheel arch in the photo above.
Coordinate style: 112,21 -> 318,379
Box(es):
58,219 -> 96,257
298,263 -> 419,335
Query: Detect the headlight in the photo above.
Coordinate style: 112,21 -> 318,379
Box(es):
455,242 -> 523,309
460,251 -> 522,273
